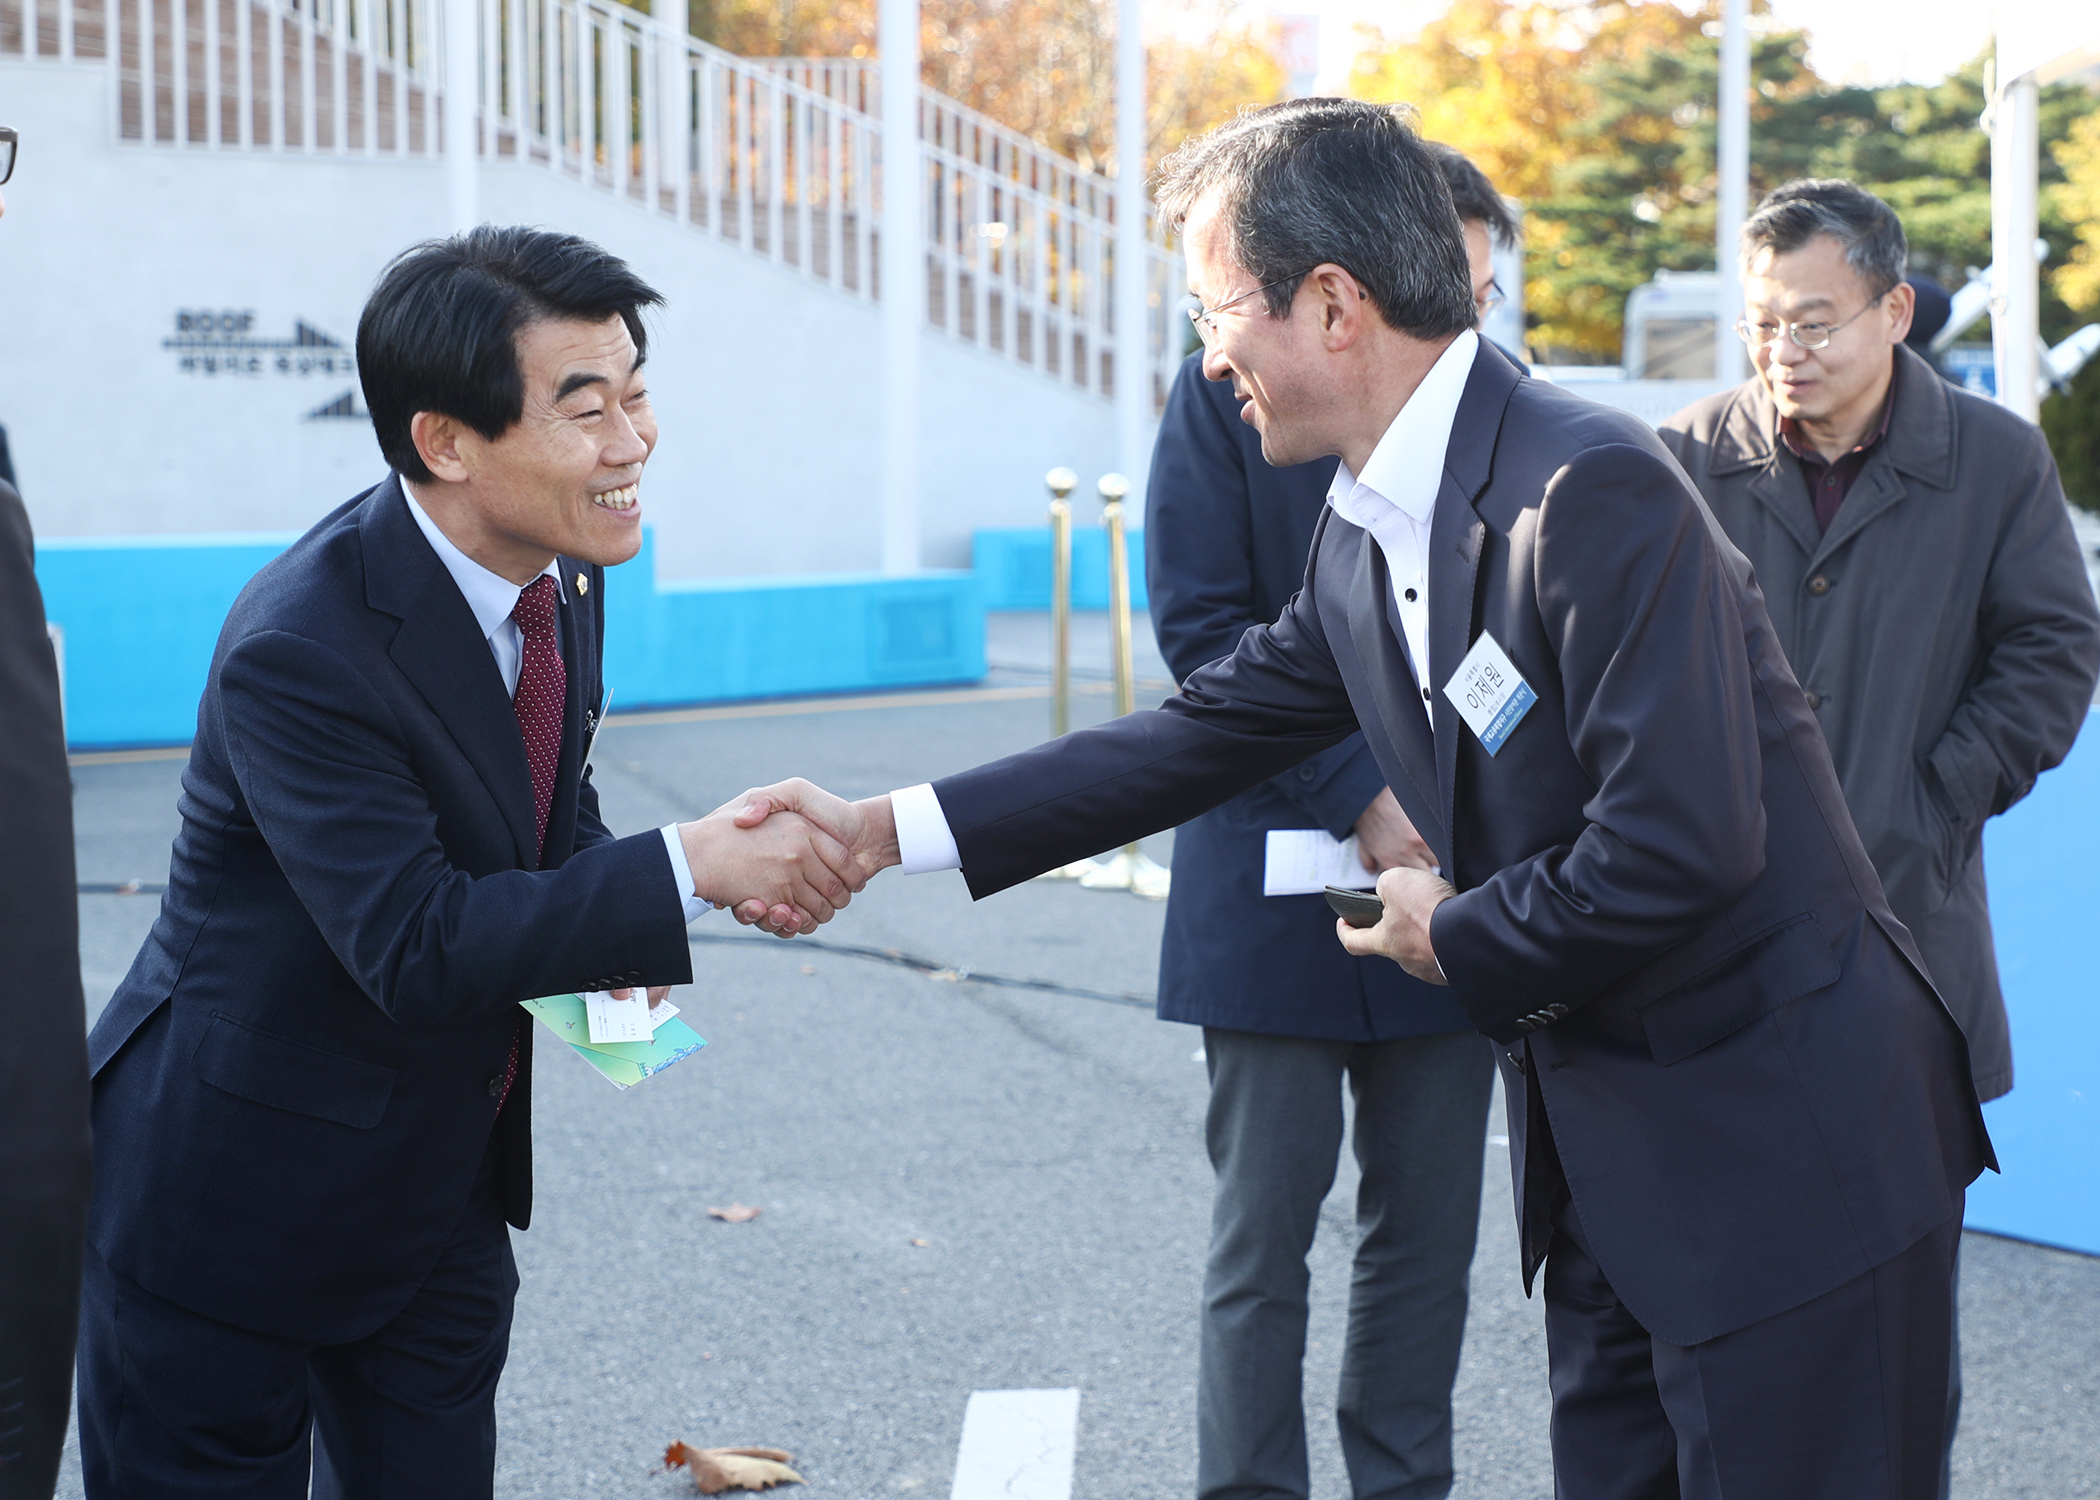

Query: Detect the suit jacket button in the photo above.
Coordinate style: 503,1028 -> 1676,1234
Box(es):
1807,574 -> 1831,595
1804,691 -> 1823,709
486,1076 -> 502,1097
1297,766 -> 1316,782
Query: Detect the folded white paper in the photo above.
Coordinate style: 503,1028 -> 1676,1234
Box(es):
1263,830 -> 1379,897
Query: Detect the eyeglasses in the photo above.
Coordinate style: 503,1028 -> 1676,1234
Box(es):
0,127 -> 16,187
1735,294 -> 1885,352
1477,281 -> 1506,315
1186,274 -> 1308,346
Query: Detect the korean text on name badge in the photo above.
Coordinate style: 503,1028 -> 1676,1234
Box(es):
1442,632 -> 1537,756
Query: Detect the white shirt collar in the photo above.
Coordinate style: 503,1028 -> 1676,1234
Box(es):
1327,329 -> 1479,531
401,482 -> 564,641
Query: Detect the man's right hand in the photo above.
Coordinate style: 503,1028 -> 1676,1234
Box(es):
676,792 -> 869,938
1355,787 -> 1437,874
713,779 -> 905,929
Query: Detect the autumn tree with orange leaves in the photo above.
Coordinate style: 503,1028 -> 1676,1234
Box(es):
684,0 -> 1284,177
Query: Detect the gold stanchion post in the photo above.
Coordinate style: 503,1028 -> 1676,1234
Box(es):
1036,467 -> 1105,882
1045,466 -> 1076,739
1078,473 -> 1171,900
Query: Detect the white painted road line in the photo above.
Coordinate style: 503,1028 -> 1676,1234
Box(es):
949,1389 -> 1081,1500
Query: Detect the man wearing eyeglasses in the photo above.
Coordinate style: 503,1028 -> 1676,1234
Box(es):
1660,178 -> 2100,1495
1143,143 -> 1517,1500
1,123 -> 96,1500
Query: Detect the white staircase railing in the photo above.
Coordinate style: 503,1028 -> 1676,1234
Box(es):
2,0 -> 1184,411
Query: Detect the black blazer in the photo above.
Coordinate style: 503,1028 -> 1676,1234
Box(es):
931,342 -> 1990,1344
86,477 -> 693,1343
1146,352 -> 1465,1039
0,480 -> 92,1497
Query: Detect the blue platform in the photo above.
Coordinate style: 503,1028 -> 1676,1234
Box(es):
35,527 -> 984,749
1965,707 -> 2100,1255
972,526 -> 1148,611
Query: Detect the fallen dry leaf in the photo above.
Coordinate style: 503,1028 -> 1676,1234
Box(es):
707,1204 -> 763,1224
661,1442 -> 804,1493
910,1238 -> 928,1248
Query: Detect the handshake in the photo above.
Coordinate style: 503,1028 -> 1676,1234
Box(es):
677,778 -> 902,938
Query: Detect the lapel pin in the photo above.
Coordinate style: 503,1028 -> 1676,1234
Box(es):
575,572 -> 589,595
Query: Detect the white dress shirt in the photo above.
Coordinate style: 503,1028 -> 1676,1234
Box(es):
889,330 -> 1481,877
403,487 -> 707,923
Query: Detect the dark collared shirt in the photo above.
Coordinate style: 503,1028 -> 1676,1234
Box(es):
1777,359 -> 1899,533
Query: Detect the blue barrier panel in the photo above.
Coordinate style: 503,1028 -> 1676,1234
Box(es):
35,532 -> 301,748
600,531 -> 985,708
973,527 -> 1148,611
37,526 -> 986,748
1965,707 -> 2100,1256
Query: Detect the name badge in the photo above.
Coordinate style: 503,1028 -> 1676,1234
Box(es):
1442,632 -> 1536,756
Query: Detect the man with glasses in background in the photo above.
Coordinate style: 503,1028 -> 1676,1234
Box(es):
0,125 -> 96,1500
1660,178 -> 2100,1496
1142,145 -> 1517,1500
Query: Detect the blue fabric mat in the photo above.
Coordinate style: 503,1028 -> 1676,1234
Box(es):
1965,707 -> 2099,1255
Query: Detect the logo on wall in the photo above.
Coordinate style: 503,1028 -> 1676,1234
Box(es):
163,310 -> 357,381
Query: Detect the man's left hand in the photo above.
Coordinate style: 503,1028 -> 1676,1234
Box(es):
1336,866 -> 1457,985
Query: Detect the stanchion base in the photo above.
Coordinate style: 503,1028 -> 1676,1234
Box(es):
1036,858 -> 1108,882
1076,848 -> 1172,901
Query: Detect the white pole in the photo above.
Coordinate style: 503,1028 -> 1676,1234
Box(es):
879,0 -> 923,574
444,0 -> 478,231
659,0 -> 689,203
1990,73 -> 2041,422
1714,0 -> 1749,385
1114,0 -> 1151,516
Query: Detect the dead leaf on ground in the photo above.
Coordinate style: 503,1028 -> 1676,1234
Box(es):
708,1204 -> 762,1224
660,1442 -> 804,1493
910,1238 -> 928,1247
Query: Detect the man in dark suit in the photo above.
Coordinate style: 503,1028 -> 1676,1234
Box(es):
0,140 -> 94,1500
76,227 -> 864,1499
759,101 -> 1989,1498
1144,144 -> 1518,1500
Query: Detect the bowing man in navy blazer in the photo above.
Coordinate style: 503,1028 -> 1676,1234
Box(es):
754,103 -> 1990,1499
1145,144 -> 1523,1500
76,228 -> 865,1499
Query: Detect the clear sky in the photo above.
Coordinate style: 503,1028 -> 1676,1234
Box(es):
1281,0 -> 1996,94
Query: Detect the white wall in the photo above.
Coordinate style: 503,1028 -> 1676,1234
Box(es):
0,59 -> 1121,577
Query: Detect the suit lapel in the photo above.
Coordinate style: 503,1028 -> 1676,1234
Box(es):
361,479 -> 541,869
1339,528 -> 1445,856
1428,468 -> 1484,852
540,558 -> 596,865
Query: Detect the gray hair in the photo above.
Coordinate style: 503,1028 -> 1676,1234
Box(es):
1426,141 -> 1520,250
1740,179 -> 1907,299
1153,98 -> 1477,339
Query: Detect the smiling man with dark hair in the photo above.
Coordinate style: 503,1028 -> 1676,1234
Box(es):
75,226 -> 867,1500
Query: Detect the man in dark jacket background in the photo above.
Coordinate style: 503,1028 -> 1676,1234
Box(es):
1143,146 -> 1516,1500
0,133 -> 95,1500
1660,177 -> 2100,1495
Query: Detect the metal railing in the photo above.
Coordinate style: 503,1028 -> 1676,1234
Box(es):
1,0 -> 1183,409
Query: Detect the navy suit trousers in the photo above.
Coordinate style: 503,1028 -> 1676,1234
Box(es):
1543,1191 -> 1959,1500
79,1141 -> 518,1499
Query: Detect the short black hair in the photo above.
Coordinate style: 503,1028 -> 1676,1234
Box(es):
1153,98 -> 1476,339
357,226 -> 664,482
1740,179 -> 1907,301
1425,142 -> 1518,249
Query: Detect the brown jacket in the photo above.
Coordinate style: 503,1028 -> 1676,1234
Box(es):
1661,344 -> 2100,1099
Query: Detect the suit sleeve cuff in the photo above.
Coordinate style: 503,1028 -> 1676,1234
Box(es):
890,783 -> 962,874
659,823 -> 711,924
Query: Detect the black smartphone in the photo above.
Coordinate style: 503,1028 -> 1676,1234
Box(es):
1325,885 -> 1385,929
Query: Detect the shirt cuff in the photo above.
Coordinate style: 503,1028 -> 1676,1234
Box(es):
890,783 -> 962,875
659,823 -> 712,924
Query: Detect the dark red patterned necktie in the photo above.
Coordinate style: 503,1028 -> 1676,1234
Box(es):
510,574 -> 567,861
496,574 -> 565,1117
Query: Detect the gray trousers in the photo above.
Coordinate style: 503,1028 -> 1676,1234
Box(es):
1199,1027 -> 1495,1500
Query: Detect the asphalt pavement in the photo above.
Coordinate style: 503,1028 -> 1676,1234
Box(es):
56,612 -> 2100,1499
